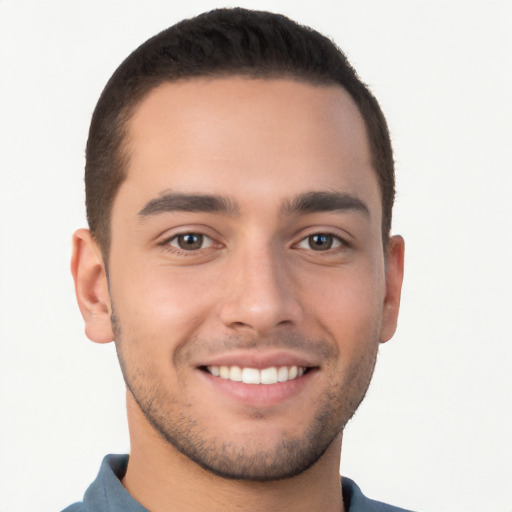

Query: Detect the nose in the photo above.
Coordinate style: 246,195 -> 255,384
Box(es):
218,244 -> 303,335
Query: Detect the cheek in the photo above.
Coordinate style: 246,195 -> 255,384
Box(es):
304,265 -> 385,346
110,262 -> 220,353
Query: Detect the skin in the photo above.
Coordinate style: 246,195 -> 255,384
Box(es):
72,77 -> 404,512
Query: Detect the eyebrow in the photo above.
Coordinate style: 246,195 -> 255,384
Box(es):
138,192 -> 240,218
137,190 -> 370,220
281,191 -> 370,217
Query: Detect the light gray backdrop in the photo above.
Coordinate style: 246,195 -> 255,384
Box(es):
0,1 -> 511,511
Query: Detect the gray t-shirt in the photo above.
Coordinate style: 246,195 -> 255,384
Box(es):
62,454 -> 415,512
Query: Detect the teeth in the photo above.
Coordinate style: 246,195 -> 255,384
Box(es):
242,367 -> 260,384
261,367 -> 278,384
206,365 -> 306,384
277,366 -> 289,382
229,366 -> 242,381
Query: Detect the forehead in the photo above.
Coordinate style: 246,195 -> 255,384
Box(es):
117,77 -> 379,221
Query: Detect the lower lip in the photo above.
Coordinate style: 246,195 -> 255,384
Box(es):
198,368 -> 316,408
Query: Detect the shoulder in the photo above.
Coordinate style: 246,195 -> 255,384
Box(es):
60,504 -> 88,512
58,454 -> 132,512
342,477 -> 417,512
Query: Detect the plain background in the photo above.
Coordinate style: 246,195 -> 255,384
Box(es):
0,1 -> 511,511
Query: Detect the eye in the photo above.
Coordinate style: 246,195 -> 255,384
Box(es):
297,233 -> 344,251
167,233 -> 214,251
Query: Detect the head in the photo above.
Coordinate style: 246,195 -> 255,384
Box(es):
72,8 -> 404,483
85,7 -> 395,258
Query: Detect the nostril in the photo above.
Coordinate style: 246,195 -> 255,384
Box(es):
232,321 -> 249,328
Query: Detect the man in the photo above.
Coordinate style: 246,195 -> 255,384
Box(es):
67,7 -> 407,512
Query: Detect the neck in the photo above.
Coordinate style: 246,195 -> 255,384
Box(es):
122,394 -> 345,512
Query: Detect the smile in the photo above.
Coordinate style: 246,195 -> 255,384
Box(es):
205,365 -> 307,385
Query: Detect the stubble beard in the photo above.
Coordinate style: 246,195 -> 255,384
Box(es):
112,311 -> 379,482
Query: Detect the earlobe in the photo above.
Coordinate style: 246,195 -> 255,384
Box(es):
71,229 -> 114,343
379,235 -> 405,343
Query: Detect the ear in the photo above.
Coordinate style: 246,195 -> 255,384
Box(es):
379,235 -> 405,343
71,229 -> 114,343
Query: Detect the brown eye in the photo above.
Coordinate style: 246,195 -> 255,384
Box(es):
308,234 -> 333,251
296,233 -> 344,252
171,233 -> 208,251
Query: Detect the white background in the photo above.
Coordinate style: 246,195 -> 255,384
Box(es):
0,1 -> 511,511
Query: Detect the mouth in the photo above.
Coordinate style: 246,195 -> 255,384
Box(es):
202,365 -> 310,385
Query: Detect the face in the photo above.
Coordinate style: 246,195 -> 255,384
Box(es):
78,77 -> 403,481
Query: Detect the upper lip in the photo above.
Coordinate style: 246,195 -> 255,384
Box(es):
196,350 -> 320,370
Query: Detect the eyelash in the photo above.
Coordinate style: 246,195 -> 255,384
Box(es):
295,233 -> 348,252
159,230 -> 349,256
159,232 -> 217,255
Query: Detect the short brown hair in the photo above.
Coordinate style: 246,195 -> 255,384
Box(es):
85,8 -> 395,255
